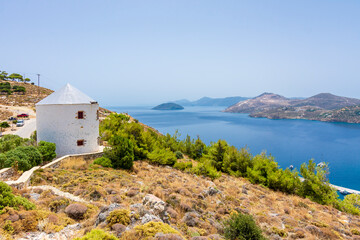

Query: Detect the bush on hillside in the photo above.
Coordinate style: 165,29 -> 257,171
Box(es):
191,159 -> 221,180
337,194 -> 360,215
0,135 -> 28,153
93,157 -> 112,168
105,135 -> 134,169
106,209 -> 131,226
37,141 -> 56,162
222,147 -> 252,177
299,160 -> 338,205
223,212 -> 266,240
0,181 -> 35,211
0,153 -> 6,169
175,151 -> 183,159
74,229 -> 118,240
148,148 -> 177,166
4,146 -> 42,171
207,139 -> 229,171
173,161 -> 192,171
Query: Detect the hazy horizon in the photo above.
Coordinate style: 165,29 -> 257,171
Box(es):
1,0 -> 360,106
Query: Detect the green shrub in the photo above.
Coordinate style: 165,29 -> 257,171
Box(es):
93,157 -> 112,168
191,159 -> 221,180
337,194 -> 360,215
223,147 -> 252,177
148,148 -> 176,165
223,212 -> 266,240
175,151 -> 183,159
37,141 -> 56,162
299,160 -> 338,205
105,135 -> 134,169
207,139 -> 229,171
74,229 -> 118,240
4,146 -> 42,171
173,161 -> 193,171
0,153 -> 6,169
133,221 -> 180,238
0,181 -> 35,211
5,148 -> 31,171
106,209 -> 131,226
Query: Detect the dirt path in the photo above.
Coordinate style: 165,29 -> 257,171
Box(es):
28,185 -> 91,204
1,105 -> 36,138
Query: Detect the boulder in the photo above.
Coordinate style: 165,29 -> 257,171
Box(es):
65,204 -> 87,220
141,213 -> 162,224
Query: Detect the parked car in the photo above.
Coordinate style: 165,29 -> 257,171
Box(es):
17,113 -> 29,118
8,116 -> 17,121
16,120 -> 24,127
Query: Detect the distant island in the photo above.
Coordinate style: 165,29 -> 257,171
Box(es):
225,92 -> 360,123
174,96 -> 248,107
152,102 -> 184,110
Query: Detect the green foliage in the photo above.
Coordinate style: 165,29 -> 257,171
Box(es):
148,148 -> 176,165
191,159 -> 221,180
0,121 -> 10,130
0,181 -> 35,211
12,85 -> 26,94
37,141 -> 56,162
247,153 -> 300,194
299,160 -> 338,205
105,135 -> 134,169
223,147 -> 252,177
0,134 -> 29,153
4,146 -> 42,171
223,212 -> 266,240
0,153 -> 6,169
133,221 -> 180,238
173,161 -> 193,171
175,151 -> 183,159
93,157 -> 112,168
337,194 -> 360,215
74,229 -> 118,240
106,209 -> 131,226
207,139 -> 229,171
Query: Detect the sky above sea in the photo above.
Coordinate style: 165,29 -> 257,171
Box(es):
1,0 -> 360,106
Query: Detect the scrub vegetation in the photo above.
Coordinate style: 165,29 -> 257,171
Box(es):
0,135 -> 56,171
98,113 -> 352,212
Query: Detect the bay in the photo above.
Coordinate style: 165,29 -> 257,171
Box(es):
108,106 -> 360,192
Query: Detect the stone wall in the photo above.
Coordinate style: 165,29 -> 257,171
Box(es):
4,149 -> 104,189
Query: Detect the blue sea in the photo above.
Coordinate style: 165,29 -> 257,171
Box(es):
108,106 -> 360,192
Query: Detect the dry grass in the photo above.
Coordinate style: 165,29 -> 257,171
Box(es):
28,160 -> 360,239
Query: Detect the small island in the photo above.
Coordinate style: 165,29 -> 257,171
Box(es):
152,102 -> 184,110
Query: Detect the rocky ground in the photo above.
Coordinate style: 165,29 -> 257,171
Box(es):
1,157 -> 356,239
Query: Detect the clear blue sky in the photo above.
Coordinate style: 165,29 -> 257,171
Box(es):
1,0 -> 359,106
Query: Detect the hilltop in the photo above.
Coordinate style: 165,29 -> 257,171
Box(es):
225,93 -> 360,123
152,103 -> 184,110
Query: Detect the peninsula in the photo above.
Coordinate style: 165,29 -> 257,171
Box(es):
225,93 -> 360,123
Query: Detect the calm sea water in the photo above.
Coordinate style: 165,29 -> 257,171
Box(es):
108,106 -> 360,191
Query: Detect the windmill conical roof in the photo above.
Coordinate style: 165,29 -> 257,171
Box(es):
36,83 -> 96,105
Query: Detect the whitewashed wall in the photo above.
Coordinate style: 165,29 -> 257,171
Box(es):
36,103 -> 100,156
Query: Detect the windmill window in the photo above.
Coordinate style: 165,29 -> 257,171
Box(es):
77,139 -> 85,146
77,111 -> 84,119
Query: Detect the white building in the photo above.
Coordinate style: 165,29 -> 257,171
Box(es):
36,83 -> 100,156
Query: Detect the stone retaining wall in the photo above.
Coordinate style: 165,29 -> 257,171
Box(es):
4,149 -> 104,189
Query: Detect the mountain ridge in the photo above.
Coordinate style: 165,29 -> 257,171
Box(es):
225,92 -> 360,123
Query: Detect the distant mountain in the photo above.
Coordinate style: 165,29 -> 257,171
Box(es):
174,96 -> 248,107
225,92 -> 360,123
152,103 -> 184,110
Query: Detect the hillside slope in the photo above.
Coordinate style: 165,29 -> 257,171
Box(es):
26,160 -> 360,240
225,93 -> 360,123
